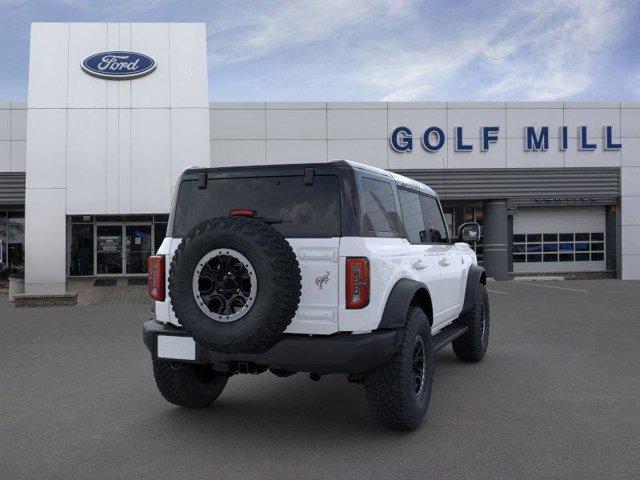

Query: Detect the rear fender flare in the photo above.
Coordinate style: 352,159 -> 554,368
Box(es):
378,278 -> 432,329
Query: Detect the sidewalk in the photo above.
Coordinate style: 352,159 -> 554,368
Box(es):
68,278 -> 150,307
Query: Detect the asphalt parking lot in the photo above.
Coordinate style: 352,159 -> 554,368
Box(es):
1,280 -> 640,480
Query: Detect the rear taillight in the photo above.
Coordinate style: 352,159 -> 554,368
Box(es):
346,257 -> 370,309
148,255 -> 165,301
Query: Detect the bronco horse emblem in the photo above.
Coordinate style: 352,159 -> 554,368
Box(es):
315,271 -> 330,290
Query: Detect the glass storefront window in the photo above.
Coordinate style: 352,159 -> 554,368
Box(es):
7,212 -> 25,274
154,222 -> 168,253
70,224 -> 94,276
0,212 -> 7,278
68,215 -> 169,277
125,225 -> 152,274
96,225 -> 124,275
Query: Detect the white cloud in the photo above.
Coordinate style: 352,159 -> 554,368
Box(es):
208,0 -> 413,66
356,0 -> 627,101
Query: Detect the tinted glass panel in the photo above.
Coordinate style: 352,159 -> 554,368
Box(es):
420,195 -> 449,243
591,242 -> 604,251
543,243 -> 558,252
559,243 -> 573,252
154,223 -> 168,253
543,253 -> 558,262
575,233 -> 589,241
527,254 -> 541,262
513,234 -> 525,243
7,212 -> 24,274
173,176 -> 341,238
361,177 -> 401,235
559,233 -> 573,241
527,234 -> 541,242
70,224 -> 94,276
543,233 -> 558,241
591,252 -> 604,261
575,242 -> 589,251
398,189 -> 426,244
0,212 -> 5,271
513,254 -> 525,263
575,253 -> 590,261
463,208 -> 474,223
591,233 -> 604,241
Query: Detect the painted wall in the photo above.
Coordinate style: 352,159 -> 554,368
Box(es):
0,101 -> 26,172
25,22 -> 210,293
209,101 -> 640,279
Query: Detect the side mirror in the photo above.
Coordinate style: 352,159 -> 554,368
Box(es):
457,222 -> 481,244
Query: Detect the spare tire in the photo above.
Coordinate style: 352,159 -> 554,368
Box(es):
169,216 -> 301,353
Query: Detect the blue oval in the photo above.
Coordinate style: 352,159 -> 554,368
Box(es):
82,51 -> 156,80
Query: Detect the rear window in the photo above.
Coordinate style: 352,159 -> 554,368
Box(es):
171,175 -> 341,238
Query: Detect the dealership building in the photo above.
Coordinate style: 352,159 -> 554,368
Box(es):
1,22 -> 640,296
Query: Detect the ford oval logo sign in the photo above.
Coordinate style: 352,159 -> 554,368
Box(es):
82,51 -> 156,80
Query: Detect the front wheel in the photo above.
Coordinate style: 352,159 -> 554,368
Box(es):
452,283 -> 490,361
153,360 -> 228,408
364,306 -> 434,430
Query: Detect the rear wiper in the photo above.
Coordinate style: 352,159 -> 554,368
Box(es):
258,217 -> 292,225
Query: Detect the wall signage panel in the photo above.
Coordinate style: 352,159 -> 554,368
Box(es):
390,125 -> 622,153
82,51 -> 156,80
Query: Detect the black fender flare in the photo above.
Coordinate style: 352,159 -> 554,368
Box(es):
378,278 -> 432,329
461,264 -> 486,315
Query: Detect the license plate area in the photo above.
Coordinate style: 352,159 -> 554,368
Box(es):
157,335 -> 196,361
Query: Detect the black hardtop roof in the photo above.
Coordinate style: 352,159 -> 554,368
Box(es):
183,160 -> 353,179
180,160 -> 437,196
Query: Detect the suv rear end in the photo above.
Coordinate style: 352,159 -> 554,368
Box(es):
151,161 -> 362,335
143,160 -> 490,430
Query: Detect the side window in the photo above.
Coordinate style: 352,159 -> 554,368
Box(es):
361,177 -> 401,235
420,195 -> 449,243
398,189 -> 427,244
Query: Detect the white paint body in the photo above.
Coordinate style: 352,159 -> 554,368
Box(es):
155,235 -> 476,335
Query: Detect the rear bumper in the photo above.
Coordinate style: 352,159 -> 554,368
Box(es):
143,319 -> 400,374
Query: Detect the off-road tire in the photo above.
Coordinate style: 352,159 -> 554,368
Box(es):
169,217 -> 301,354
452,283 -> 490,361
153,360 -> 228,408
364,306 -> 434,430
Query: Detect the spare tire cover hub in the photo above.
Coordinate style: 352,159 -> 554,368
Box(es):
192,248 -> 257,323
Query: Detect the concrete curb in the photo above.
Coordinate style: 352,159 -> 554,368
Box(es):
14,291 -> 78,308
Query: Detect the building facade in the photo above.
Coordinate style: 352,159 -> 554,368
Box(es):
0,22 -> 639,294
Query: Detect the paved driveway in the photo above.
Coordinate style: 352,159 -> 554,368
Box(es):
1,280 -> 639,479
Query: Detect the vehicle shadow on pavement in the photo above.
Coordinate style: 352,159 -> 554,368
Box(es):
135,350 -> 478,440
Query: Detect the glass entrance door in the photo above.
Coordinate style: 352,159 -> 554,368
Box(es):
96,225 -> 123,275
125,225 -> 152,274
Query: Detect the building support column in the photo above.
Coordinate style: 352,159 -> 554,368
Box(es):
606,204 -> 617,274
24,188 -> 67,294
482,200 -> 509,281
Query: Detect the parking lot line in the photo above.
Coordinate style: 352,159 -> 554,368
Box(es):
487,289 -> 509,295
514,281 -> 588,293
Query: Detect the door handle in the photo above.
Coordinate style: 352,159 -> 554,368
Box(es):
412,259 -> 427,270
439,257 -> 451,267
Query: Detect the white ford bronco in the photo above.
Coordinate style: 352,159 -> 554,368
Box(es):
144,160 -> 490,430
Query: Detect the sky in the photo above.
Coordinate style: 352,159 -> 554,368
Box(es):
0,0 -> 639,102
